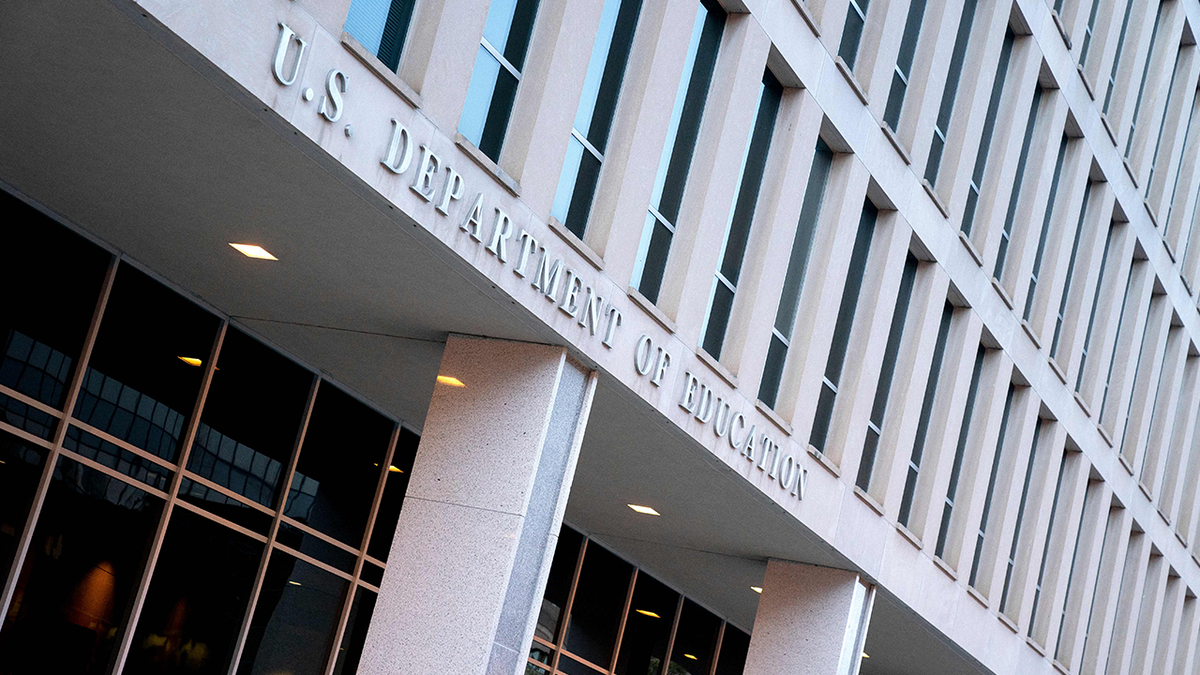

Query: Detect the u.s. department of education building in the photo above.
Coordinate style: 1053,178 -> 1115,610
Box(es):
2,0 -> 1199,673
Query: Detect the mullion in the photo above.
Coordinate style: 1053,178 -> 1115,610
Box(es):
481,36 -> 523,81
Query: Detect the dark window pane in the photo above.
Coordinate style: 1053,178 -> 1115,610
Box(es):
637,216 -> 674,304
702,282 -> 735,359
809,382 -> 837,452
332,587 -> 377,675
0,390 -> 57,441
557,142 -> 603,239
75,264 -> 218,462
63,425 -> 172,491
713,625 -> 750,675
124,508 -> 262,675
175,477 -> 272,535
564,543 -> 633,668
0,191 -> 109,411
366,428 -> 418,562
536,526 -> 583,643
613,572 -> 678,675
0,431 -> 47,587
188,329 -> 312,510
360,562 -> 384,587
668,599 -> 721,675
0,456 -> 162,675
757,335 -> 788,409
236,550 -> 348,675
557,653 -> 606,675
344,0 -> 417,71
276,523 -> 357,574
285,383 -> 392,547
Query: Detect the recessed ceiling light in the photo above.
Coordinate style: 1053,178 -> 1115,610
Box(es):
627,504 -> 660,516
288,580 -> 301,586
436,375 -> 466,387
229,243 -> 278,260
635,609 -> 661,618
684,654 -> 697,661
862,652 -> 870,659
178,356 -> 203,367
751,586 -> 763,594
388,465 -> 404,473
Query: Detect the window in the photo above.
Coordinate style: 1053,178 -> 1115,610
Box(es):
1096,263 -> 1138,421
935,344 -> 987,559
1056,481 -> 1097,660
700,71 -> 784,359
1123,1 -> 1165,160
970,383 -> 1016,588
759,140 -> 835,408
994,87 -> 1044,283
344,0 -> 418,72
857,253 -> 919,491
630,0 -> 725,304
1078,0 -> 1102,66
1000,420 -> 1044,613
529,526 -> 751,675
898,302 -> 955,527
1102,0 -> 1137,114
1075,222 -> 1116,392
924,0 -> 979,187
1028,452 -> 1070,636
810,201 -> 877,453
883,0 -> 928,130
838,0 -> 870,70
1023,134 -> 1070,322
551,0 -> 642,238
1145,46 -> 1184,198
1079,502 -> 1118,660
1051,181 -> 1095,358
1163,93 -> 1199,237
460,0 -> 541,161
962,29 -> 1016,238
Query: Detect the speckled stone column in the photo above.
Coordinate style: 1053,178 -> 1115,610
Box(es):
357,335 -> 596,675
743,560 -> 874,675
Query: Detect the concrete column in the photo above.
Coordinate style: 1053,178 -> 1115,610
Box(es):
358,335 -> 596,675
743,560 -> 874,675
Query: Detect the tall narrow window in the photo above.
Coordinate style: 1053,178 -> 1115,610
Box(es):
935,344 -> 987,559
1123,1 -> 1165,160
345,0 -> 418,72
838,0 -> 870,70
898,302 -> 955,527
1028,452 -> 1070,636
701,71 -> 784,358
810,202 -> 877,453
1103,0 -> 1137,114
1116,297 -> 1159,451
962,29 -> 1016,237
551,0 -> 642,238
630,0 -> 725,303
1079,503 -> 1116,659
1164,94 -> 1199,236
970,383 -> 1017,588
459,0 -> 541,161
883,0 -> 928,130
759,140 -> 835,408
924,0 -> 979,187
1055,482 -> 1095,655
1145,46 -> 1183,198
1097,263 -> 1137,420
1079,0 -> 1102,66
857,253 -> 919,490
994,87 -> 1044,282
1051,181 -> 1095,357
1001,420 -> 1044,613
1024,134 -> 1071,321
1075,222 -> 1116,392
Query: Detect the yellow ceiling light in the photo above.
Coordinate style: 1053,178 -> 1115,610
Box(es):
627,504 -> 660,516
751,586 -> 763,594
229,243 -> 278,260
288,580 -> 301,586
635,609 -> 661,619
862,652 -> 870,659
178,356 -> 203,367
436,375 -> 466,387
684,654 -> 698,661
388,465 -> 404,473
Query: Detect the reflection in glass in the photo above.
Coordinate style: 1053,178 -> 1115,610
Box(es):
75,264 -> 217,461
1,191 -> 109,424
667,599 -> 721,675
188,329 -> 311,509
332,587 -> 377,675
614,572 -> 678,674
0,431 -> 47,587
63,425 -> 172,491
366,428 -> 418,562
0,457 -> 161,675
124,507 -> 262,675
285,384 -> 392,546
276,522 -> 357,573
175,477 -> 272,535
236,550 -> 348,675
713,625 -> 750,675
564,543 -> 632,668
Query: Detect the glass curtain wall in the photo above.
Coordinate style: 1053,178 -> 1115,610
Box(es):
0,191 -> 417,675
527,526 -> 751,675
